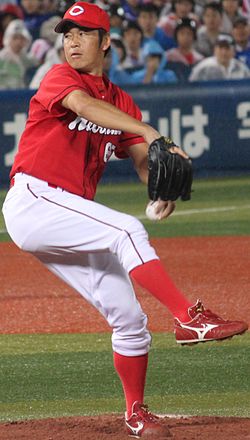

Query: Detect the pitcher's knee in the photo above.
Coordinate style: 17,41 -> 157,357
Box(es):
112,217 -> 156,272
111,311 -> 151,356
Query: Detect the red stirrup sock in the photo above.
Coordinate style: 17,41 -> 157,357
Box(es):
113,352 -> 148,418
130,259 -> 192,322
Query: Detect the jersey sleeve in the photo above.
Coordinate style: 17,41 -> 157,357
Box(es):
115,89 -> 145,159
35,64 -> 89,115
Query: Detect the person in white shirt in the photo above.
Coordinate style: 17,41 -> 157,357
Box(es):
189,32 -> 250,81
0,19 -> 39,89
29,34 -> 66,89
221,0 -> 246,33
195,1 -> 223,57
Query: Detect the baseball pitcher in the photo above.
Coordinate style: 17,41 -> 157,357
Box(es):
2,2 -> 248,437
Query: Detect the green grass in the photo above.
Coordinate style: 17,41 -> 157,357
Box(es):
95,175 -> 250,237
0,333 -> 249,422
0,176 -> 249,423
0,175 -> 249,242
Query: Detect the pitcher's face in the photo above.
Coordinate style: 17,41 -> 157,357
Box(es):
64,27 -> 110,75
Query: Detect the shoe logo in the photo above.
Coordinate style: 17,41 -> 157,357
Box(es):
126,421 -> 144,436
181,323 -> 219,340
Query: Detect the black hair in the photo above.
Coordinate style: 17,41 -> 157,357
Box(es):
171,0 -> 194,13
111,38 -> 126,62
174,17 -> 197,40
233,16 -> 248,27
122,20 -> 143,36
137,3 -> 160,17
108,5 -> 125,20
204,1 -> 223,15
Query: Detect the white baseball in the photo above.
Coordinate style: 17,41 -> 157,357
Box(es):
145,201 -> 161,221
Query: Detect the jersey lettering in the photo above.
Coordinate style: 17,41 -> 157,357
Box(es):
68,116 -> 122,135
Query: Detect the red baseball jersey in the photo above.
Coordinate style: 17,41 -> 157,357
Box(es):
11,63 -> 145,200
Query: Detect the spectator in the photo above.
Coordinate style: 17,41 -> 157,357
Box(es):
112,40 -> 178,85
133,39 -> 178,84
103,42 -> 128,84
151,0 -> 169,10
40,15 -> 63,45
242,0 -> 250,19
232,15 -> 250,67
56,0 -> 76,15
158,0 -> 199,38
111,34 -> 127,65
29,37 -> 51,64
193,0 -> 207,19
40,0 -> 59,14
104,36 -> 128,84
121,20 -> 144,69
0,19 -> 39,89
195,1 -> 223,58
189,32 -> 250,81
158,0 -> 172,17
18,0 -> 41,39
108,4 -> 126,36
18,0 -> 59,40
29,35 -> 65,89
160,0 -> 205,19
0,3 -> 24,49
221,0 -> 246,33
137,3 -> 176,50
166,17 -> 203,66
24,14 -> 62,83
120,0 -> 141,21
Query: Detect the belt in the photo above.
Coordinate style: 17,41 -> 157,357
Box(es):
10,176 -> 63,190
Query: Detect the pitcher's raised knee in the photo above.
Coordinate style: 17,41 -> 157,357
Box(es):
111,217 -> 158,273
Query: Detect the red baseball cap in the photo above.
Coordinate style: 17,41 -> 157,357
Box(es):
0,4 -> 24,20
54,2 -> 110,34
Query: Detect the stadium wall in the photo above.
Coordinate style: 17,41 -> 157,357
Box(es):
0,80 -> 250,187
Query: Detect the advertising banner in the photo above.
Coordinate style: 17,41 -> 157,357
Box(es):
1,81 -> 250,187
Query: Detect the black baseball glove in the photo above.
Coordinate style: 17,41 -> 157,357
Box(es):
148,136 -> 193,202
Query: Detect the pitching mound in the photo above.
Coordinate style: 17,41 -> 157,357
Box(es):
1,237 -> 249,439
0,237 -> 249,334
0,414 -> 249,439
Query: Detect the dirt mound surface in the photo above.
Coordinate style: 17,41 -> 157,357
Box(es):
1,414 -> 249,440
0,237 -> 249,334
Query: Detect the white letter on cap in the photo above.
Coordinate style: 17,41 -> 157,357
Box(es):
69,6 -> 84,16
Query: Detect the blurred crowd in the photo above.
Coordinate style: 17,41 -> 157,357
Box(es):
0,0 -> 250,90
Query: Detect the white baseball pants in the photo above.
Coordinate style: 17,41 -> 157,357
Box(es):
2,173 -> 159,356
